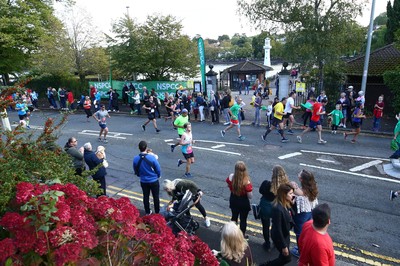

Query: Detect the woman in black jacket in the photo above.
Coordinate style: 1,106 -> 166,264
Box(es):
260,183 -> 294,266
259,165 -> 289,250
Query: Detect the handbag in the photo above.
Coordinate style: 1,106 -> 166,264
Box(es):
251,203 -> 260,220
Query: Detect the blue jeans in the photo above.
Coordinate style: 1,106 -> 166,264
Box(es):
223,108 -> 230,123
253,107 -> 261,125
373,117 -> 381,130
293,211 -> 312,242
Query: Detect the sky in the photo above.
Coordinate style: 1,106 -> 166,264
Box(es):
55,0 -> 388,40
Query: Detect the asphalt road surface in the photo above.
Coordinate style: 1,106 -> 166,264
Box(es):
8,108 -> 400,265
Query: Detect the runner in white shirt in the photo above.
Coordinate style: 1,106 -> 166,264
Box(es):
283,92 -> 300,135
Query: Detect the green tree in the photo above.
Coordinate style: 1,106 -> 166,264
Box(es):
0,0 -> 59,85
252,32 -> 269,59
374,12 -> 387,26
238,0 -> 365,90
218,34 -> 230,43
110,15 -> 198,80
385,0 -> 400,44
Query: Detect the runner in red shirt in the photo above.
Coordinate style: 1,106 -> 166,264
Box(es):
297,98 -> 328,144
298,203 -> 335,266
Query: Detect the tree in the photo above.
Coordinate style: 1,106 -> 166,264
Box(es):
110,15 -> 198,81
218,35 -> 230,43
238,0 -> 366,90
385,0 -> 400,44
0,0 -> 59,85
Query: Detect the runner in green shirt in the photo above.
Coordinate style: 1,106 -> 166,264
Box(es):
220,98 -> 245,141
170,109 -> 189,152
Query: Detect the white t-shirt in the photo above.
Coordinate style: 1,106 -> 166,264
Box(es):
284,97 -> 295,113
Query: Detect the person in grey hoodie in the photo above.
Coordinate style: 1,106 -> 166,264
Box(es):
64,137 -> 85,175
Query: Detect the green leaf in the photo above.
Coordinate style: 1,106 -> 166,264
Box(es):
38,225 -> 50,232
5,257 -> 13,266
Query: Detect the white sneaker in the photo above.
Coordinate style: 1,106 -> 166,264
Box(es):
205,218 -> 211,227
297,136 -> 302,143
343,125 -> 346,128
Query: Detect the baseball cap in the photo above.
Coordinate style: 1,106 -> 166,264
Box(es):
182,108 -> 188,113
348,85 -> 353,89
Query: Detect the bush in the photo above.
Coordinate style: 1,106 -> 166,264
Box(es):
383,67 -> 400,113
0,182 -> 219,266
0,116 -> 101,215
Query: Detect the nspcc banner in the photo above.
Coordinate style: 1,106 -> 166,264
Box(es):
89,81 -> 189,99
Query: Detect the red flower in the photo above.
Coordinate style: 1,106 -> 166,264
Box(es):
0,212 -> 28,232
0,238 -> 16,262
54,243 -> 82,266
53,200 -> 71,223
49,226 -> 77,248
15,182 -> 35,204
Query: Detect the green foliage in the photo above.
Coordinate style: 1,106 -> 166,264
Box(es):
383,67 -> 400,112
0,0 -> 58,83
238,0 -> 366,89
109,14 -> 198,80
385,0 -> 400,44
26,73 -> 86,97
0,113 -> 101,215
374,12 -> 387,26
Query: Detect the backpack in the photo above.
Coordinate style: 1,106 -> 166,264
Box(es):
134,154 -> 155,176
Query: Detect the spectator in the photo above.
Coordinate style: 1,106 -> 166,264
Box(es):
298,203 -> 335,266
133,140 -> 161,215
83,142 -> 107,196
226,161 -> 253,237
372,95 -> 384,132
64,137 -> 85,175
336,92 -> 349,128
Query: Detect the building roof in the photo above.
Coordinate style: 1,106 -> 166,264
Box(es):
225,60 -> 273,73
346,44 -> 400,76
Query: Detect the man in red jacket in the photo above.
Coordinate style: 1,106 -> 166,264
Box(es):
298,203 -> 335,266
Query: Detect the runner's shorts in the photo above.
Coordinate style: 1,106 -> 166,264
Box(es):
309,120 -> 321,129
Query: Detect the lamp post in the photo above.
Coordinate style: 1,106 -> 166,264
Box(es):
361,0 -> 376,95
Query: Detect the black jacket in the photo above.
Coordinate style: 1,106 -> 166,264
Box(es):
271,203 -> 293,250
84,150 -> 106,179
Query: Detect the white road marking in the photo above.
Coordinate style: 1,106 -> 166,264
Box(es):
349,160 -> 383,172
164,139 -> 174,142
278,152 -> 302,160
316,158 -> 336,163
300,163 -> 400,184
195,139 -> 251,147
301,150 -> 390,162
193,146 -> 241,156
211,144 -> 226,149
78,130 -> 132,139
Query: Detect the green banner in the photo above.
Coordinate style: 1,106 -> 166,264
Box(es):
197,37 -> 206,95
89,81 -> 189,100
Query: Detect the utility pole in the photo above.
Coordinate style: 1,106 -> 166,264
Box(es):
361,0 -> 376,95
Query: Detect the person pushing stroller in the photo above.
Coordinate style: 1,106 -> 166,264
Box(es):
163,179 -> 211,228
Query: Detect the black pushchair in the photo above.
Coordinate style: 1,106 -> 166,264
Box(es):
165,190 -> 200,235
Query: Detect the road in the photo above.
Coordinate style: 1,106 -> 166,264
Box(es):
11,108 -> 400,265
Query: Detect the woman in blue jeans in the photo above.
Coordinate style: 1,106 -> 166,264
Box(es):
252,92 -> 262,126
289,169 -> 319,257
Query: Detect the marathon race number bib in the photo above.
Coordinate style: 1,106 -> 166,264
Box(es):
150,108 -> 155,113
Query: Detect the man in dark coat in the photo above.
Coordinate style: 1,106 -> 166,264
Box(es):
83,142 -> 107,196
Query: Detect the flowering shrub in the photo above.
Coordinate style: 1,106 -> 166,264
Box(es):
0,182 -> 219,266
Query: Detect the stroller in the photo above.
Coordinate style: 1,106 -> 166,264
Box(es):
166,190 -> 200,235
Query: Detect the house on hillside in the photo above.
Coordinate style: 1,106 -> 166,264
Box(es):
346,44 -> 400,115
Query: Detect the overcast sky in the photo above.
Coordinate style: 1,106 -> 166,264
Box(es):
55,0 -> 388,40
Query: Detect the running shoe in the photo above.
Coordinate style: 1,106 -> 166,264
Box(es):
281,138 -> 289,143
156,129 -> 161,133
205,218 -> 211,228
261,135 -> 266,142
103,139 -> 108,143
141,125 -> 146,131
220,130 -> 225,137
177,159 -> 183,167
297,136 -> 302,143
390,190 -> 397,201
170,144 -> 175,152
98,137 -> 102,142
184,172 -> 193,178
318,140 -> 327,144
238,135 -> 245,141
351,139 -> 356,144
287,129 -> 294,135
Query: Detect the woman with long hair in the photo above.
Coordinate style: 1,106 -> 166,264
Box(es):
226,161 -> 253,237
218,221 -> 253,266
289,169 -> 319,257
259,165 -> 289,250
260,183 -> 294,266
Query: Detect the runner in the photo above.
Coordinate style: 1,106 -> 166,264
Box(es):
344,101 -> 366,144
170,108 -> 189,152
261,97 -> 289,143
83,96 -> 92,122
141,96 -> 161,133
221,98 -> 245,141
177,122 -> 195,178
283,92 -> 301,134
92,104 -> 111,143
297,98 -> 328,144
